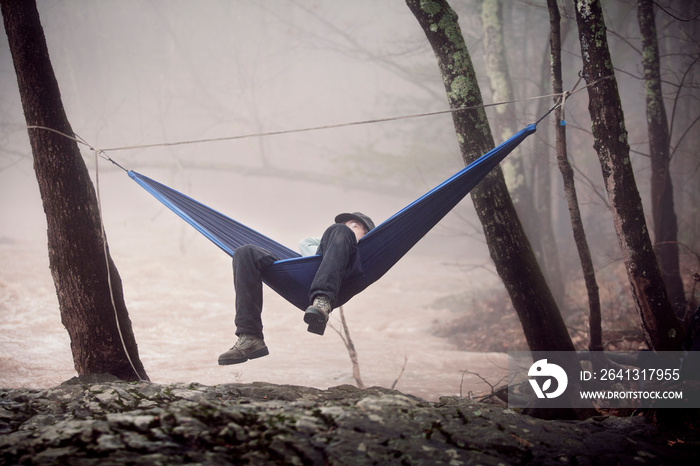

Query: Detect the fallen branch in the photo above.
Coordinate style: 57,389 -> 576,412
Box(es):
460,369 -> 509,402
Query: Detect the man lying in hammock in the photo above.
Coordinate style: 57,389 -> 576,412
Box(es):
218,212 -> 376,365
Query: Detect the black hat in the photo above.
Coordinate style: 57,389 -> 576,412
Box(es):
335,212 -> 375,232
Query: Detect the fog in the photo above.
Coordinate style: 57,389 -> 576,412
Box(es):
1,1 -> 696,400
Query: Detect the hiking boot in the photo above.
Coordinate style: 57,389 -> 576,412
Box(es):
304,295 -> 332,335
218,334 -> 269,365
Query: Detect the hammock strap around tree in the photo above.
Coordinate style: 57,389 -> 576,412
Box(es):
129,123 -> 537,310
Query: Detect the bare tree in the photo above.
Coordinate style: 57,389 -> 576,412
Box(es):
546,0 -> 602,351
1,0 -> 148,381
478,0 -> 564,302
406,0 -> 597,420
637,0 -> 686,317
479,0 -> 518,146
528,17 -> 567,307
572,0 -> 684,351
405,0 -> 574,354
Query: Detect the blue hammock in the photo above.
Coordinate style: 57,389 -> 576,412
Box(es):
129,124 -> 536,310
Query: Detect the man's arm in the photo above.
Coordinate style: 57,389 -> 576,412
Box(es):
298,237 -> 321,256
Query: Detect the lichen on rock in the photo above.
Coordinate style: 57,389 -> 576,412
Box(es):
0,380 -> 696,464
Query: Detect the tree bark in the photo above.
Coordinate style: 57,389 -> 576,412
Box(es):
547,0 -> 603,351
479,0 -> 524,208
405,0 -> 574,354
533,37 -> 565,307
2,0 -> 148,381
637,0 -> 686,318
479,0 -> 517,144
572,0 -> 683,351
479,0 -> 560,300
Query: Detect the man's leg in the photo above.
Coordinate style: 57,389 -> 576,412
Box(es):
219,245 -> 277,365
232,244 -> 279,339
305,223 -> 360,335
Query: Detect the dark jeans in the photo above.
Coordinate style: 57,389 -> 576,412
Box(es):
232,223 -> 362,339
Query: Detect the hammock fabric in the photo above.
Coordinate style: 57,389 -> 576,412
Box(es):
129,123 -> 536,310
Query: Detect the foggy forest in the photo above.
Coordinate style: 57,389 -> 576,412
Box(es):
1,0 -> 698,402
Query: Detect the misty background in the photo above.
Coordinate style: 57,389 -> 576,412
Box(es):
1,1 -> 697,400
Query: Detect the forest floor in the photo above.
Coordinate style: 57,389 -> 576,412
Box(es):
1,378 -> 699,465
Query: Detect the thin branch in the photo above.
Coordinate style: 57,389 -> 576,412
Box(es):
329,306 -> 365,389
459,369 -> 509,401
391,356 -> 408,390
652,1 -> 700,22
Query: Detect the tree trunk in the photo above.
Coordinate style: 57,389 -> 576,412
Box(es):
479,0 -> 545,274
405,0 -> 574,354
2,0 -> 148,381
406,0 -> 600,420
637,0 -> 686,318
572,0 -> 683,351
547,0 -> 602,351
479,0 -> 517,146
533,38 -> 565,307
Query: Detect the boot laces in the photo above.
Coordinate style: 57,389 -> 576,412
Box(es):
314,295 -> 332,313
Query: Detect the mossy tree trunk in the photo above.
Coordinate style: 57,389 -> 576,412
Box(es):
1,0 -> 148,381
405,0 -> 574,354
572,0 -> 683,351
479,0 -> 517,148
637,0 -> 686,318
479,0 -> 564,303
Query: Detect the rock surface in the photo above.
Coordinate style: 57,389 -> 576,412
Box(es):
0,378 -> 697,465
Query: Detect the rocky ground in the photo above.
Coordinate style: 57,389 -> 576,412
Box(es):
0,376 -> 698,465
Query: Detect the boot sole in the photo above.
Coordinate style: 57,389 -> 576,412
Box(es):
304,308 -> 328,336
218,346 -> 269,365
